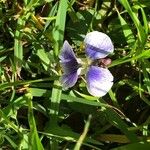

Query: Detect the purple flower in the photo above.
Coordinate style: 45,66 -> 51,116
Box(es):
60,31 -> 114,97
59,41 -> 81,89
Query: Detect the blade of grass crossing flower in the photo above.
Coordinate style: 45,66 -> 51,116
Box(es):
49,1 -> 68,148
53,0 -> 68,57
61,94 -> 108,107
26,93 -> 44,150
73,90 -> 98,101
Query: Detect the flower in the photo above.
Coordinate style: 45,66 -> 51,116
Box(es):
60,31 -> 114,97
59,41 -> 81,89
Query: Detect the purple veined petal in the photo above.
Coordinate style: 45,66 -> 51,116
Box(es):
59,40 -> 77,63
61,68 -> 81,89
59,40 -> 79,74
84,31 -> 114,59
86,66 -> 113,97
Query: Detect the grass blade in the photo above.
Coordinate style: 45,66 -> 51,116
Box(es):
53,0 -> 68,57
27,93 -> 44,150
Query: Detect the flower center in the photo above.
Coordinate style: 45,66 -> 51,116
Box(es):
77,57 -> 92,75
77,57 -> 112,76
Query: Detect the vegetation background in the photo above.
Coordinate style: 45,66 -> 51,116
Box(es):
0,0 -> 150,149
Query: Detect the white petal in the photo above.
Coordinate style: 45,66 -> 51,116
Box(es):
84,31 -> 114,59
86,66 -> 113,97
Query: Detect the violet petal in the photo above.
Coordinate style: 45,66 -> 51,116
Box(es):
60,40 -> 77,63
84,31 -> 114,59
60,41 -> 80,89
60,40 -> 79,74
61,71 -> 78,89
86,66 -> 113,97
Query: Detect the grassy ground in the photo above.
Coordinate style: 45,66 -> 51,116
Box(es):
0,0 -> 150,149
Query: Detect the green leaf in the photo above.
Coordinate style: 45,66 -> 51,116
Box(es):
27,93 -> 44,150
110,49 -> 150,67
14,12 -> 31,74
45,126 -> 102,149
3,135 -> 18,149
112,142 -> 150,150
117,12 -> 135,45
119,0 -> 147,50
103,107 -> 138,143
36,47 -> 50,71
53,0 -> 68,57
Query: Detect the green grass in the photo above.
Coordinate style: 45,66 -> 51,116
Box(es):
0,0 -> 150,149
